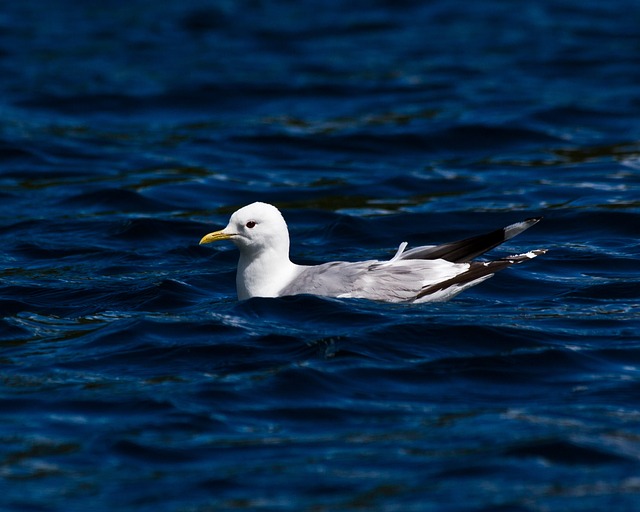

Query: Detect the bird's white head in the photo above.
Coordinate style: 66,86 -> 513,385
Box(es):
199,202 -> 290,258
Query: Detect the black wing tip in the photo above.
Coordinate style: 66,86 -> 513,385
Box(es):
518,216 -> 543,228
417,248 -> 547,299
503,216 -> 544,241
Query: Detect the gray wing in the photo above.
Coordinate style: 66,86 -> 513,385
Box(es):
278,217 -> 546,302
278,261 -> 374,298
279,258 -> 470,302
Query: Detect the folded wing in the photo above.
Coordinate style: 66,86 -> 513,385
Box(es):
278,217 -> 546,303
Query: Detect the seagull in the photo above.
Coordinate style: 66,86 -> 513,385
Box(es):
199,202 -> 546,303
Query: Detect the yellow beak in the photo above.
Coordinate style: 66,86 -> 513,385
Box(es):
199,230 -> 233,245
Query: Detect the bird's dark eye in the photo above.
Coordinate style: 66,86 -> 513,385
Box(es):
246,221 -> 256,229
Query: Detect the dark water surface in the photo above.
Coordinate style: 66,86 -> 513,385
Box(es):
2,1 -> 640,510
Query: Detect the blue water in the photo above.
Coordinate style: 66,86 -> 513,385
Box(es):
2,0 -> 640,510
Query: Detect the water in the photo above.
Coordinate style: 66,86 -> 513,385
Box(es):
1,0 -> 640,510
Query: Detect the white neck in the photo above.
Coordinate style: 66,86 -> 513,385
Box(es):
236,247 -> 300,300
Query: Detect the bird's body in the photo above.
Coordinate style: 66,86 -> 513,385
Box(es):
200,202 -> 546,303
